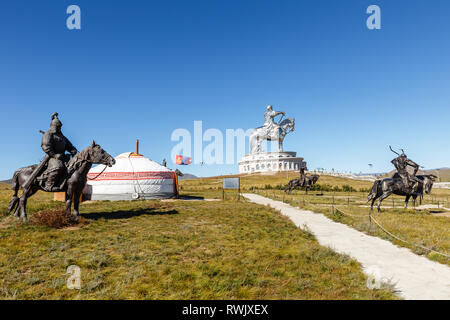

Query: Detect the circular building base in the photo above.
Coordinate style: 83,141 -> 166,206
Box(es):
238,151 -> 306,174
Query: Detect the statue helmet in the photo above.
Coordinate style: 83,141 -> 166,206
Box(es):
266,105 -> 273,111
399,149 -> 407,158
50,112 -> 62,129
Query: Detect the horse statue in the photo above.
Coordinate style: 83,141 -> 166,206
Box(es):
8,141 -> 115,222
285,174 -> 320,194
367,174 -> 436,212
249,118 -> 295,154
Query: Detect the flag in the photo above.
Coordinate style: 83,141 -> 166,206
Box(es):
176,155 -> 191,165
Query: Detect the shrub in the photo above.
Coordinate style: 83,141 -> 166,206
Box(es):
342,185 -> 357,192
253,182 -> 362,193
32,208 -> 77,229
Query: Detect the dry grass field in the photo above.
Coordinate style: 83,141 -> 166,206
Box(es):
0,182 -> 396,299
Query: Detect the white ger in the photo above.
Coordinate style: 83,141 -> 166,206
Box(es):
83,152 -> 178,200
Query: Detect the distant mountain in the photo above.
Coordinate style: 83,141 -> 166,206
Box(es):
423,168 -> 450,182
383,168 -> 450,182
0,179 -> 12,185
177,173 -> 198,181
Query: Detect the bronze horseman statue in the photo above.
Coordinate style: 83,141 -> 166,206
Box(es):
284,163 -> 319,194
367,146 -> 437,212
40,112 -> 78,192
390,147 -> 422,192
8,113 -> 116,222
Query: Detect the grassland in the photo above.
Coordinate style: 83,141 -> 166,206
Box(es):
180,173 -> 374,199
0,182 -> 396,299
180,173 -> 450,266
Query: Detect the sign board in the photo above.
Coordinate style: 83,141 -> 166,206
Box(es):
223,178 -> 240,189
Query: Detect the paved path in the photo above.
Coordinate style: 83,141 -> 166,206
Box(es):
243,193 -> 450,300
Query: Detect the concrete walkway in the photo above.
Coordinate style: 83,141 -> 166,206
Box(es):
243,193 -> 450,300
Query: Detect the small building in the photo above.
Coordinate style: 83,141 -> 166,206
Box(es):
82,152 -> 178,200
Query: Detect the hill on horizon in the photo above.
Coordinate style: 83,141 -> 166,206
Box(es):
383,167 -> 450,182
177,173 -> 198,181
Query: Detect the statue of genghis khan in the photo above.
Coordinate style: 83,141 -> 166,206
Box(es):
39,113 -> 78,192
249,105 -> 295,154
390,146 -> 421,191
263,105 -> 285,134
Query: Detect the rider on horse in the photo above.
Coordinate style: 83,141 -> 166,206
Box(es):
391,149 -> 421,192
39,113 -> 78,192
263,105 -> 285,134
299,163 -> 308,186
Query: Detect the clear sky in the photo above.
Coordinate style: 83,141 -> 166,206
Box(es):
0,0 -> 449,179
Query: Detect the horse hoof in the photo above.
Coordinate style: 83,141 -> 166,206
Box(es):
72,214 -> 79,222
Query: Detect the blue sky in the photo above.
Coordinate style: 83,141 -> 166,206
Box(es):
0,0 -> 449,179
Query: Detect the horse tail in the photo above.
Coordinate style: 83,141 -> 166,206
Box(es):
8,170 -> 21,214
367,180 -> 381,202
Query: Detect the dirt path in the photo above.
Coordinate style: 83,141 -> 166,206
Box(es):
243,193 -> 450,300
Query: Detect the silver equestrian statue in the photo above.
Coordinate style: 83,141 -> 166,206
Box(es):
249,105 -> 295,154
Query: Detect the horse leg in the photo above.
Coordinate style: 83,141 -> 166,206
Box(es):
13,205 -> 20,218
252,136 -> 260,153
18,192 -> 28,222
289,182 -> 297,194
72,191 -> 81,221
8,196 -> 19,216
291,182 -> 300,194
65,190 -> 73,216
405,195 -> 410,209
370,197 -> 377,211
249,134 -> 255,154
18,187 -> 39,221
8,172 -> 20,215
370,190 -> 382,211
8,192 -> 20,215
377,191 -> 392,213
284,182 -> 290,194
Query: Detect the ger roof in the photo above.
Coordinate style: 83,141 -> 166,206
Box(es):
89,152 -> 173,173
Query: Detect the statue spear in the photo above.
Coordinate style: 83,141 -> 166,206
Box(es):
22,156 -> 50,191
389,145 -> 400,156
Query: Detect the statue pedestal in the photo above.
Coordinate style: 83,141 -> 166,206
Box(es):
238,151 -> 306,174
